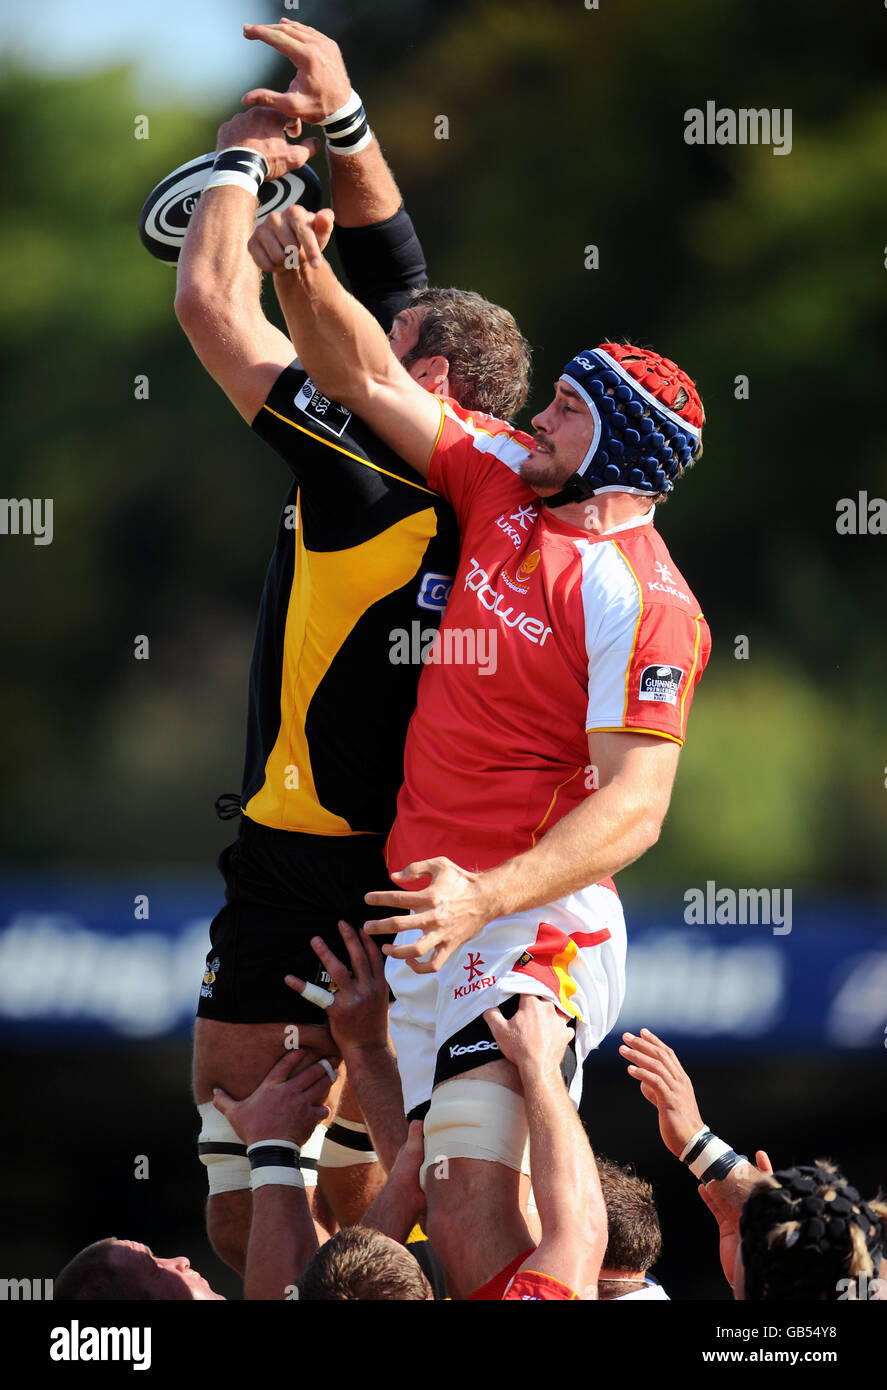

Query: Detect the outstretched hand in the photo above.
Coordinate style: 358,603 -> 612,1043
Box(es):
363,857 -> 491,974
242,20 -> 352,129
619,1027 -> 706,1157
285,921 -> 390,1055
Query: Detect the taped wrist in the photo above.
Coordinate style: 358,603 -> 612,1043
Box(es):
203,146 -> 270,197
298,1121 -> 326,1189
682,1127 -> 746,1184
334,205 -> 428,331
247,1139 -> 304,1190
320,90 -> 373,156
320,1118 -> 378,1168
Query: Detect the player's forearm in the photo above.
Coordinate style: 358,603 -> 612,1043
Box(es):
480,779 -> 662,923
339,1043 -> 408,1173
521,1067 -> 607,1273
243,1185 -> 318,1300
273,261 -> 395,406
175,186 -> 261,318
360,1171 -> 419,1244
328,138 -> 401,227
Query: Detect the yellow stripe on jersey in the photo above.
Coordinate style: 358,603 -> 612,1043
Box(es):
261,405 -> 438,497
245,498 -> 439,834
679,614 -> 704,739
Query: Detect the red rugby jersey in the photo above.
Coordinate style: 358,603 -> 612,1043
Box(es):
503,1270 -> 581,1301
385,401 -> 710,881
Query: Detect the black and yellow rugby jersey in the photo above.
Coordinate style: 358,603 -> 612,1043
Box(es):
243,363 -> 458,836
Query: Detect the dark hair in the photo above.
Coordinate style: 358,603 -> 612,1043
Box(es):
296,1228 -> 432,1301
597,1158 -> 662,1273
54,1239 -> 149,1301
402,287 -> 531,420
740,1161 -> 887,1301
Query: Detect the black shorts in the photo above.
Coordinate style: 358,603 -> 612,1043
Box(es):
196,816 -> 398,1025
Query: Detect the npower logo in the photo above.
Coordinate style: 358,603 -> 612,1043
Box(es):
463,557 -> 552,646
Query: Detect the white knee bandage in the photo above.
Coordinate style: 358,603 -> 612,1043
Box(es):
420,1079 -> 531,1190
197,1101 -> 250,1195
298,1122 -> 326,1188
320,1117 -> 378,1168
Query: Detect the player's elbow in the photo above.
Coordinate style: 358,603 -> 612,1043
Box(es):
174,278 -> 217,332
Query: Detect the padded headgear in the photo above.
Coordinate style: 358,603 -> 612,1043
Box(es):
739,1163 -> 885,1301
545,343 -> 703,507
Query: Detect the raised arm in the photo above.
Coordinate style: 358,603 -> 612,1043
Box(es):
249,205 -> 443,475
486,997 -> 607,1299
213,1051 -> 340,1300
242,20 -> 427,327
173,108 -> 318,423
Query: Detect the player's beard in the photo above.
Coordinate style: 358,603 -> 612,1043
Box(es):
520,438 -> 570,496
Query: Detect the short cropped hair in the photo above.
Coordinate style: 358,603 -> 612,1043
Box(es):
402,287 -> 531,420
297,1228 -> 432,1301
598,1158 -> 663,1273
54,1239 -> 146,1300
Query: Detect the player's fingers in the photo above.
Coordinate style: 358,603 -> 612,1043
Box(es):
755,1149 -> 774,1175
241,88 -> 308,120
390,859 -> 443,883
308,935 -> 350,989
363,889 -> 430,911
337,920 -> 372,987
284,136 -> 321,170
211,1086 -> 235,1117
242,24 -> 312,63
627,1065 -> 666,1092
482,1005 -> 507,1040
264,1049 -> 308,1085
379,924 -> 443,958
284,973 -> 307,996
358,926 -> 388,982
363,912 -> 425,935
400,941 -> 448,974
291,1061 -> 339,1098
247,228 -> 277,274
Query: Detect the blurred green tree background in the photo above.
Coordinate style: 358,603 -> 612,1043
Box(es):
1,0 -> 884,893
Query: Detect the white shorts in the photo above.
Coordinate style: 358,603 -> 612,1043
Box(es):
386,883 -> 627,1116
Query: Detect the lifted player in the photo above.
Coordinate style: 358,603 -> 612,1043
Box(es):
247,200 -> 711,1297
175,21 -> 530,1275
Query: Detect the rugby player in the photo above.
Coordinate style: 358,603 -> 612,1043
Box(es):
174,21 -> 530,1275
596,1158 -> 669,1300
247,201 -> 712,1297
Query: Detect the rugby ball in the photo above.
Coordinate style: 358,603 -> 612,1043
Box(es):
138,151 -> 323,263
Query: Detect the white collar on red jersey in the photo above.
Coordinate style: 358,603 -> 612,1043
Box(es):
596,504 -> 656,536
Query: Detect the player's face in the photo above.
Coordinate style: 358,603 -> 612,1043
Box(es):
523,382 -> 596,495
110,1239 -> 224,1300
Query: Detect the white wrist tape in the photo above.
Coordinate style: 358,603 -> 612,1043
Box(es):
203,146 -> 269,197
679,1124 -> 709,1163
320,89 -> 373,156
687,1135 -> 732,1180
247,1139 -> 305,1191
